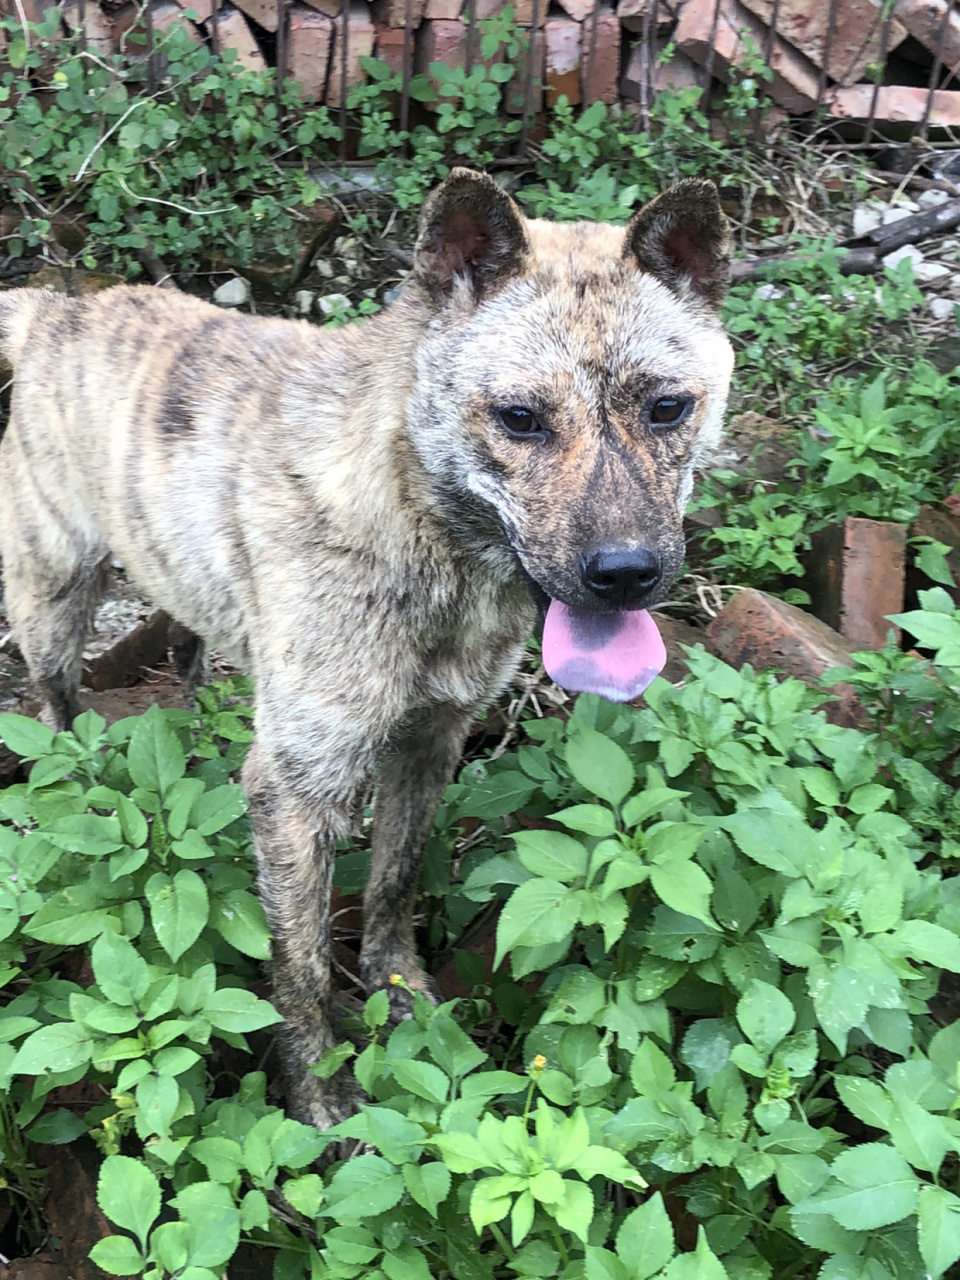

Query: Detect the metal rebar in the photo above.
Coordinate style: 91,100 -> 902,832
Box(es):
464,0 -> 476,76
338,0 -> 349,161
698,0 -> 723,113
639,0 -> 654,131
584,1 -> 600,103
274,0 -> 286,115
145,0 -> 156,93
752,0 -> 778,141
209,0 -> 219,58
517,0 -> 541,156
77,0 -> 86,54
920,0 -> 952,137
864,0 -> 897,147
817,0 -> 840,105
399,0 -> 413,155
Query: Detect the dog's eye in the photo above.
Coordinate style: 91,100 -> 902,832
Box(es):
496,406 -> 546,439
647,396 -> 692,429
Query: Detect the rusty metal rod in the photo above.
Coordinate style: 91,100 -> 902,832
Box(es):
464,0 -> 476,75
210,0 -> 219,58
145,0 -> 156,94
698,0 -> 723,113
399,0 -> 413,155
585,1 -> 600,103
920,0 -> 952,138
275,0 -> 287,116
517,0 -> 541,158
864,0 -> 898,146
338,0 -> 349,161
817,0 -> 841,106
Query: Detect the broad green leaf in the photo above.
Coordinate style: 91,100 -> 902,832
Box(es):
566,726 -> 634,807
191,784 -> 247,835
26,1108 -> 87,1144
92,931 -> 151,1006
513,830 -> 588,883
172,1181 -> 240,1268
649,858 -> 714,927
136,1072 -> 179,1137
0,714 -> 55,759
494,878 -> 581,969
552,1178 -> 595,1243
918,1185 -> 960,1280
456,770 -> 536,819
736,981 -> 795,1058
212,889 -> 271,959
893,919 -> 960,973
97,1155 -> 161,1248
550,804 -> 617,837
616,1192 -> 674,1278
621,787 -> 690,829
391,1059 -> 449,1105
24,885 -> 113,944
403,1162 -> 451,1217
12,1022 -> 92,1075
88,1236 -> 145,1276
795,1144 -> 919,1230
127,705 -> 185,797
585,1248 -> 629,1280
202,988 -> 282,1033
146,869 -> 209,962
661,1228 -> 726,1278
324,1154 -> 404,1223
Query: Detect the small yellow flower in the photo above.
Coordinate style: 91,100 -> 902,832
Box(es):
532,1054 -> 547,1069
389,973 -> 403,985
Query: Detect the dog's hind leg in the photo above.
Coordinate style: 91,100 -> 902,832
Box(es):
360,705 -> 473,1012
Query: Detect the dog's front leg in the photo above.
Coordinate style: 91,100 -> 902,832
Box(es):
242,742 -> 362,1130
361,706 -> 472,1013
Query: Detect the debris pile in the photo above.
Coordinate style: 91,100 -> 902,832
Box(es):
4,0 -> 960,123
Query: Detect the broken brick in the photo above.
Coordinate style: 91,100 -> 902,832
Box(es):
232,0 -> 280,34
739,0 -> 907,86
828,84 -> 960,128
209,3 -> 267,69
416,17 -> 467,79
372,21 -> 411,73
326,2 -> 376,104
621,36 -> 708,97
422,0 -> 460,18
371,0 -> 425,26
675,0 -> 819,113
911,503 -> 960,601
287,3 -> 334,98
581,4 -> 619,104
475,0 -> 545,24
705,589 -> 860,727
62,0 -> 115,54
112,1 -> 201,52
556,0 -> 594,21
896,0 -> 960,76
544,14 -> 581,106
806,517 -> 907,652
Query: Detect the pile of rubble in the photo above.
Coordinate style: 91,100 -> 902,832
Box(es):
5,0 -> 960,123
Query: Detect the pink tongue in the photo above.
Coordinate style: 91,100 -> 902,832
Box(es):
542,601 -> 666,703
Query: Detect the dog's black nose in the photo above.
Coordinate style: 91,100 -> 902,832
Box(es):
581,545 -> 662,607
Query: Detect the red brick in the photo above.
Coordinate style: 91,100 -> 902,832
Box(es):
112,2 -> 201,52
544,14 -> 580,106
172,0 -> 214,23
326,3 -> 376,104
739,0 -> 907,86
556,0 -> 593,22
416,17 -> 467,77
302,0 -> 343,20
705,589 -> 860,727
373,22 -> 411,72
621,36 -> 708,96
371,0 -> 425,26
423,0 -> 460,18
475,0 -> 545,25
209,3 -> 267,68
896,0 -> 960,75
675,0 -> 819,113
62,0 -> 114,54
806,518 -> 907,652
828,84 -> 960,128
581,4 -> 619,104
232,0 -> 279,32
287,4 -> 334,98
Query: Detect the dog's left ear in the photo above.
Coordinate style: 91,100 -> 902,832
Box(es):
414,168 -> 530,304
623,179 -> 732,309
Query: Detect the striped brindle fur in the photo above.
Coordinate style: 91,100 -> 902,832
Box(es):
0,169 -> 734,1130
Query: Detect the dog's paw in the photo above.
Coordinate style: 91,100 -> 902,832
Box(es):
361,947 -> 441,1021
285,1060 -> 365,1134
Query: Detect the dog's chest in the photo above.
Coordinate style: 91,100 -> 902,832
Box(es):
416,575 -> 533,711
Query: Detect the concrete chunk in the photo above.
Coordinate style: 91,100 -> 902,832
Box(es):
739,0 -> 907,86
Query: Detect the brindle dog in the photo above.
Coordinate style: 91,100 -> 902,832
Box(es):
0,169 -> 734,1128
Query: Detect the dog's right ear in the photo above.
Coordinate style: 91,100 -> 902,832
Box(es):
414,168 -> 530,304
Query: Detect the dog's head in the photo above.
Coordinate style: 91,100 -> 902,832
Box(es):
405,168 -> 734,694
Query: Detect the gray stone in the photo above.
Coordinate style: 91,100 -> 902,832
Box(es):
294,289 -> 316,316
881,205 -> 916,226
852,203 -> 884,236
915,260 -> 952,282
212,276 -> 251,307
317,292 -> 351,316
918,188 -> 951,209
882,244 -> 924,270
929,295 -> 957,321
